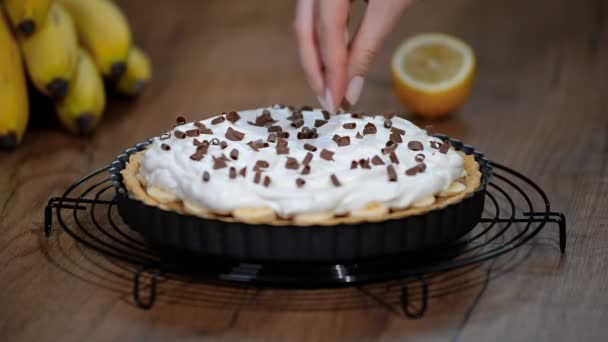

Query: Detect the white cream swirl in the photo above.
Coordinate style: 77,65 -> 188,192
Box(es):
138,107 -> 465,217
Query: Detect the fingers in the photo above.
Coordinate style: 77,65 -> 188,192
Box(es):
294,0 -> 324,96
317,0 -> 350,112
346,0 -> 414,106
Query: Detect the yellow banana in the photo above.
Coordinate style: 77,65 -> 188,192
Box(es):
19,3 -> 79,100
3,0 -> 53,37
56,48 -> 106,136
58,0 -> 131,80
116,46 -> 152,96
0,11 -> 29,150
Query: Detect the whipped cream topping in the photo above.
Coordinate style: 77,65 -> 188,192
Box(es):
138,106 -> 465,217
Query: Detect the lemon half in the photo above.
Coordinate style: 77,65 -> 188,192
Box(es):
391,33 -> 476,118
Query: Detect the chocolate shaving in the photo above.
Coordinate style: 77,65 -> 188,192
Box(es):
230,149 -> 239,160
247,139 -> 268,151
386,140 -> 396,147
408,141 -> 424,151
320,149 -> 335,161
389,151 -> 399,164
268,125 -> 282,133
321,110 -> 330,120
363,123 -> 377,135
391,127 -> 405,135
430,141 -> 441,149
175,115 -> 187,126
254,160 -> 269,170
359,158 -> 371,169
300,105 -> 313,111
337,136 -> 350,147
351,113 -> 361,119
332,134 -> 340,142
249,110 -> 276,127
277,139 -> 288,148
382,111 -> 397,119
229,167 -> 237,179
286,111 -> 303,121
297,126 -> 318,139
387,165 -> 398,182
200,128 -> 213,135
267,133 -> 277,143
301,164 -> 311,175
314,119 -> 328,128
202,171 -> 210,182
356,132 -> 364,139
439,140 -> 451,154
186,129 -> 200,137
213,156 -> 228,169
389,132 -> 403,144
211,116 -> 225,125
343,122 -> 356,129
381,145 -> 397,155
174,130 -> 186,139
304,143 -> 317,152
190,150 -> 205,161
226,111 -> 241,123
285,157 -> 299,170
211,138 -> 220,145
254,171 -> 262,184
263,176 -> 271,187
276,146 -> 289,154
194,121 -> 206,128
296,178 -> 306,188
330,174 -> 341,187
384,119 -> 393,129
425,125 -> 435,136
291,119 -> 305,128
351,160 -> 358,169
239,167 -> 247,177
225,127 -> 245,141
371,155 -> 384,165
220,141 -> 228,149
159,132 -> 171,140
279,132 -> 290,139
196,144 -> 209,154
193,138 -> 202,146
302,152 -> 313,165
415,153 -> 425,162
405,163 -> 427,176
161,143 -> 171,151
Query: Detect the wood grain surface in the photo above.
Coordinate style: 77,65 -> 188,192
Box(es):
1,0 -> 607,341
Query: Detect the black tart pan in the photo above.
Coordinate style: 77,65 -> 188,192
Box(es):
110,135 -> 492,262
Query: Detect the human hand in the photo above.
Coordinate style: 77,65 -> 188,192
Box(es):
294,0 -> 415,112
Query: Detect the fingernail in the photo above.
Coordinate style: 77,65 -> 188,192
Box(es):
345,76 -> 364,107
324,88 -> 335,113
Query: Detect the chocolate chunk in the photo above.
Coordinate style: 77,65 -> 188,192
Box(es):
371,155 -> 384,165
322,110 -> 331,120
175,115 -> 187,125
391,127 -> 405,136
225,127 -> 245,141
229,167 -> 237,179
230,149 -> 239,160
161,143 -> 171,151
389,151 -> 399,164
304,143 -> 317,152
159,132 -> 171,140
302,152 -> 313,165
213,156 -> 228,169
337,136 -> 350,147
211,116 -> 225,125
314,119 -> 328,128
194,121 -> 206,128
330,174 -> 341,187
285,157 -> 299,170
389,132 -> 403,144
174,130 -> 186,139
226,111 -> 241,123
408,141 -> 424,151
351,160 -> 358,169
296,178 -> 306,188
200,128 -> 213,135
439,140 -> 451,154
359,158 -> 371,169
267,133 -> 277,143
239,167 -> 247,177
415,153 -> 425,162
254,160 -> 269,170
276,146 -> 289,154
190,150 -> 205,161
211,138 -> 220,145
291,119 -> 305,128
300,105 -> 313,111
343,122 -> 356,129
263,176 -> 271,187
202,171 -> 210,182
430,141 -> 441,149
363,123 -> 377,135
254,171 -> 262,184
384,119 -> 393,129
279,132 -> 290,139
356,132 -> 363,139
387,165 -> 398,182
186,129 -> 200,137
301,164 -> 311,175
268,125 -> 282,133
220,141 -> 228,149
320,149 -> 335,161
249,110 -> 276,127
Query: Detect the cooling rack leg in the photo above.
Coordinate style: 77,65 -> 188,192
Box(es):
400,276 -> 428,319
556,213 -> 567,253
133,267 -> 158,310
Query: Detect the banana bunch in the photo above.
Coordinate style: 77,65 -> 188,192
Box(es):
0,0 -> 152,151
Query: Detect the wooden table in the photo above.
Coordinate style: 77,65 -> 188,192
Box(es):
1,0 -> 607,340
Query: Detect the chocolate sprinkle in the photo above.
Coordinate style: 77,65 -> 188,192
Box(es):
211,138 -> 220,145
439,140 -> 451,154
226,111 -> 241,123
229,167 -> 237,179
296,178 -> 306,188
314,119 -> 328,128
200,128 -> 213,135
322,110 -> 331,120
343,122 -> 356,129
389,132 -> 403,143
359,158 -> 371,169
202,171 -> 210,182
337,136 -> 350,147
268,125 -> 282,133
239,167 -> 247,177
302,152 -> 313,165
371,155 -> 385,165
161,143 -> 171,151
387,165 -> 398,182
213,156 -> 227,169
330,174 -> 341,187
174,130 -> 186,139
254,171 -> 262,184
363,123 -> 377,135
211,116 -> 225,125
267,133 -> 277,143
301,164 -> 311,175
285,157 -> 299,170
320,149 -> 335,161
415,153 -> 425,162
263,176 -> 271,187
159,132 -> 171,140
408,141 -> 424,151
225,127 -> 245,141
175,115 -> 187,125
304,143 -> 317,152
389,151 -> 399,164
351,160 -> 358,169
230,149 -> 239,160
